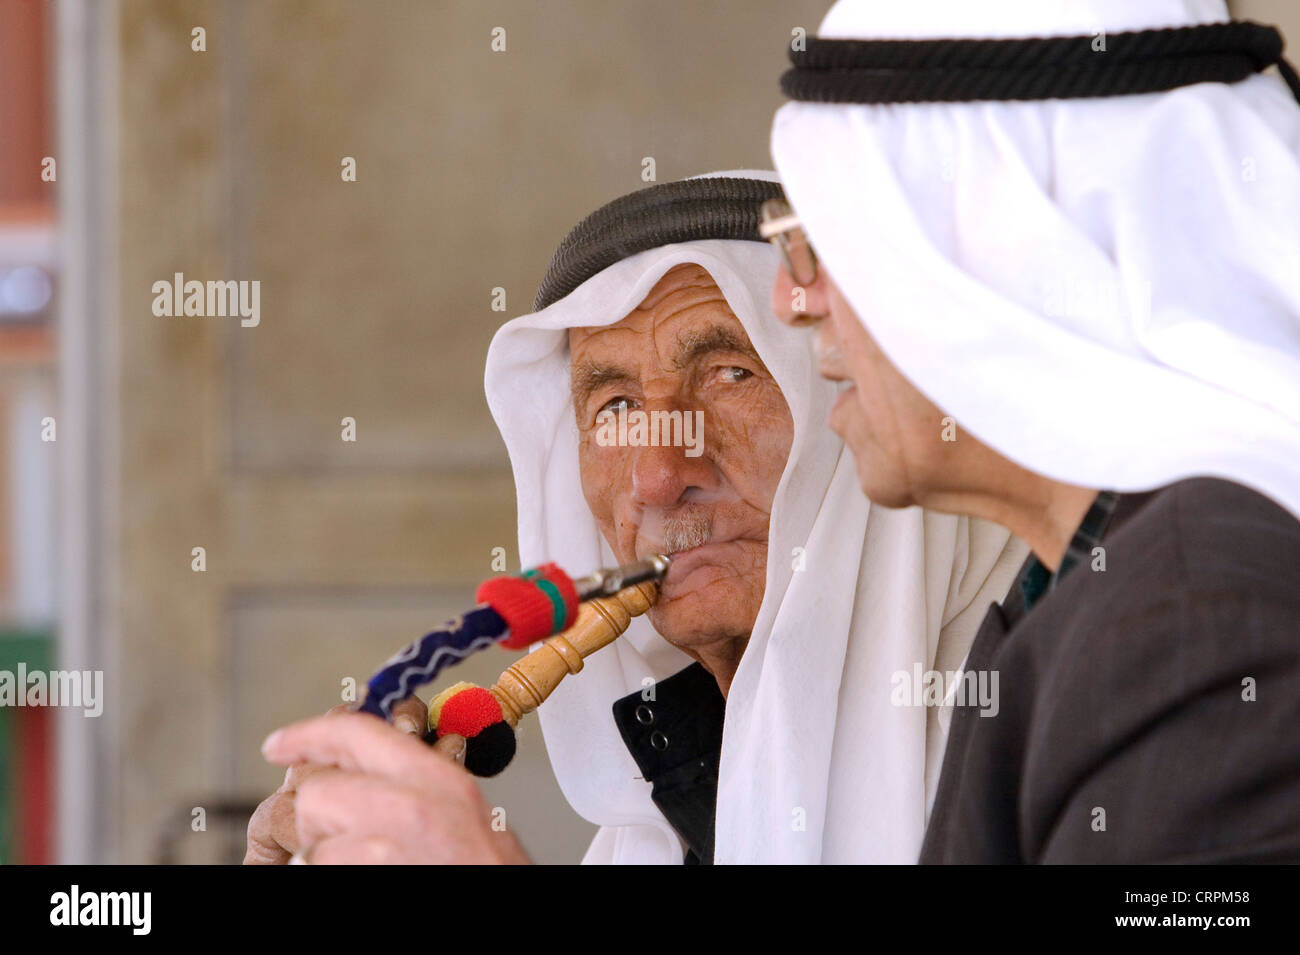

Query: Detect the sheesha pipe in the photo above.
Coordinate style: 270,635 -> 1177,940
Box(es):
355,555 -> 670,776
431,577 -> 661,771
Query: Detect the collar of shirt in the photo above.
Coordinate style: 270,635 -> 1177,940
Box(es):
1019,488 -> 1155,613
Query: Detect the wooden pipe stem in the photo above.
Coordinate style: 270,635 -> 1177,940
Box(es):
489,580 -> 657,726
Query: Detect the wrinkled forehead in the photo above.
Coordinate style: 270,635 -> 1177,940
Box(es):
565,262 -> 752,360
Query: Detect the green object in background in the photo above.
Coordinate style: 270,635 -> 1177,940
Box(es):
0,628 -> 54,866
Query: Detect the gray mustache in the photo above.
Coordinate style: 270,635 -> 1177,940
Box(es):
661,510 -> 712,553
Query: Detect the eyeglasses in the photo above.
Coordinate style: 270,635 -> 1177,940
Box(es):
759,198 -> 819,287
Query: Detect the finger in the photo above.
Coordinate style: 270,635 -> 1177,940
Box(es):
295,771 -> 434,847
433,733 -> 465,761
391,695 -> 428,737
244,791 -> 297,865
264,790 -> 305,855
278,703 -> 356,791
322,695 -> 426,735
262,713 -> 467,792
284,759 -> 331,793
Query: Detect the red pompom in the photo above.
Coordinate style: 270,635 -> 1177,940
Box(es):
436,686 -> 504,739
477,575 -> 555,648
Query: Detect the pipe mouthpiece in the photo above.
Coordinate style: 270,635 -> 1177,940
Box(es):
573,554 -> 671,601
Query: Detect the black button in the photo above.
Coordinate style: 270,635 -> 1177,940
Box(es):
650,731 -> 669,751
635,705 -> 654,726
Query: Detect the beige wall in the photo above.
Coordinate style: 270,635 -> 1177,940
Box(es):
1232,0 -> 1300,37
103,0 -> 831,863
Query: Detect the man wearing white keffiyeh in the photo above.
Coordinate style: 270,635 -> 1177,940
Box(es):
767,0 -> 1300,862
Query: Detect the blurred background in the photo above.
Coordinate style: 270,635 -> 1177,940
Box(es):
1,0 -> 1295,864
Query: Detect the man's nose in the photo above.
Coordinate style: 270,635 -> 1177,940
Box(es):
630,433 -> 715,508
771,261 -> 827,328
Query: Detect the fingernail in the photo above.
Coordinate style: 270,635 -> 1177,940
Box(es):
261,729 -> 283,754
393,715 -> 420,736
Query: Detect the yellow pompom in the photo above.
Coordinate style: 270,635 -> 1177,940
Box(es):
427,681 -> 478,733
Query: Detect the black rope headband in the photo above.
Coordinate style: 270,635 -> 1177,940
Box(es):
533,177 -> 785,311
781,20 -> 1300,105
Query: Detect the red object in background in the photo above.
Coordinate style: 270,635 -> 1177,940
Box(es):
14,706 -> 53,863
0,0 -> 51,211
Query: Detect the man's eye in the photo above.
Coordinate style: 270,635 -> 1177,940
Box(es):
598,396 -> 634,416
720,366 -> 754,383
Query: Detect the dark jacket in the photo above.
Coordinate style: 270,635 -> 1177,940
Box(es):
612,661 -> 724,865
921,477 -> 1300,863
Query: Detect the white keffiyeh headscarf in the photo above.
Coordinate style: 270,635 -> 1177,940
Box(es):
484,171 -> 1027,863
772,0 -> 1300,520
